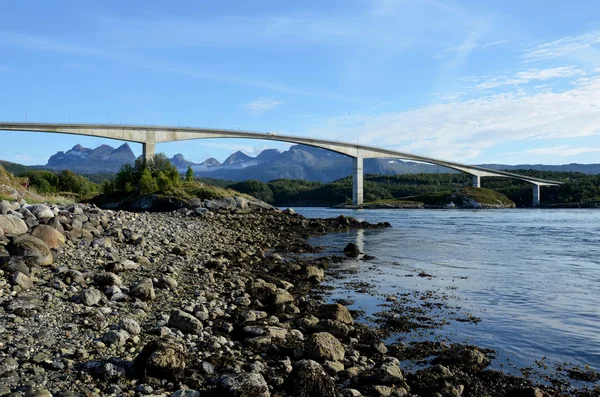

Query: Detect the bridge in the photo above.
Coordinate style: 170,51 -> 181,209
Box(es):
0,122 -> 563,206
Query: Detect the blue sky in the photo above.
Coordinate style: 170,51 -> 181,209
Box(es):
2,0 -> 600,166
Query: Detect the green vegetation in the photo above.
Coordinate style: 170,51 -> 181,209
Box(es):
21,169 -> 98,197
97,153 -> 250,204
209,171 -> 600,207
185,166 -> 194,182
103,153 -> 180,196
0,164 -> 77,204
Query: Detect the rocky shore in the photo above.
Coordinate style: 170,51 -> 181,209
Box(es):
0,201 -> 594,396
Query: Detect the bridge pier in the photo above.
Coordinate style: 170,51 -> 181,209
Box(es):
472,175 -> 481,188
532,184 -> 540,207
352,156 -> 363,205
142,141 -> 155,161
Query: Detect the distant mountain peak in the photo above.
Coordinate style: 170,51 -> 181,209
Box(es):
113,143 -> 133,154
201,157 -> 221,167
46,143 -> 136,174
223,151 -> 254,166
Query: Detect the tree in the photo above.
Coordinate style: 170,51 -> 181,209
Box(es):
156,171 -> 171,192
139,168 -> 157,194
186,166 -> 194,182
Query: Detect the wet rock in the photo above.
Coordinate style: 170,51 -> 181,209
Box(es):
168,309 -> 203,333
31,225 -> 65,249
80,287 -> 104,306
319,303 -> 354,325
131,278 -> 155,301
434,345 -> 490,369
369,385 -> 392,397
11,271 -> 33,289
284,359 -> 340,397
378,362 -> 403,384
133,339 -> 187,380
343,243 -> 360,257
305,332 -> 345,362
6,235 -> 53,266
274,288 -> 294,305
218,372 -> 270,397
305,265 -> 325,282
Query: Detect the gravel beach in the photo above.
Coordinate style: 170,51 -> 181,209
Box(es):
0,201 -> 595,397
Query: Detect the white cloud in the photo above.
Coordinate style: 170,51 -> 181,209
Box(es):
306,73 -> 600,162
523,146 -> 600,157
244,98 -> 285,113
523,30 -> 600,62
475,66 -> 584,90
435,39 -> 507,59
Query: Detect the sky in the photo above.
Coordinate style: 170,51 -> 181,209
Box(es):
2,0 -> 600,166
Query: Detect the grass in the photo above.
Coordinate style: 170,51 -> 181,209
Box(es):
364,187 -> 514,207
460,187 -> 514,206
90,180 -> 255,207
365,199 -> 425,205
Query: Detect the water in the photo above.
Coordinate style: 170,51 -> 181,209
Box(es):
294,208 -> 600,373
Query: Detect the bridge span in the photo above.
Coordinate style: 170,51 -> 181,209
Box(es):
0,122 -> 563,206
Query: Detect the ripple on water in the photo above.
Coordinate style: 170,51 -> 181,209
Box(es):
300,207 -> 600,370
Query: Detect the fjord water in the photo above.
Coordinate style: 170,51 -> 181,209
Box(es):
296,208 -> 600,371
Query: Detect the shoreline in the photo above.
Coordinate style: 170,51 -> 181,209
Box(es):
0,203 -> 597,396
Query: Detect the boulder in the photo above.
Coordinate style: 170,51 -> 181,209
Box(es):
0,214 -> 28,235
319,304 -> 354,325
11,271 -> 33,289
6,235 -> 53,266
343,243 -> 360,257
378,362 -> 403,384
80,287 -> 104,306
0,201 -> 12,215
305,266 -> 325,282
103,329 -> 130,346
172,390 -> 201,397
133,340 -> 187,381
305,332 -> 345,362
274,288 -> 294,305
218,372 -> 270,397
31,225 -> 66,249
119,318 -> 141,335
30,204 -> 54,219
284,359 -> 340,397
157,275 -> 178,290
94,272 -> 123,286
168,309 -> 203,333
131,278 -> 155,301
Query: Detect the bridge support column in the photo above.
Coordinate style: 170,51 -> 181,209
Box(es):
352,156 -> 363,205
532,184 -> 540,207
472,175 -> 481,188
142,141 -> 155,161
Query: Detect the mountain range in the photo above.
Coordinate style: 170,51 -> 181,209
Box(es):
40,143 -> 600,181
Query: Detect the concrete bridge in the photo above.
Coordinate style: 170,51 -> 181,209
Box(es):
0,122 -> 563,206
